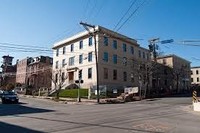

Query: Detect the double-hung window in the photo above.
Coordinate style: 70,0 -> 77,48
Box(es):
113,54 -> 117,64
113,40 -> 117,49
79,40 -> 83,49
89,37 -> 93,46
62,59 -> 66,67
69,57 -> 75,66
103,52 -> 108,62
71,44 -> 74,52
123,43 -> 126,52
79,54 -> 83,64
88,68 -> 92,79
104,36 -> 108,46
63,47 -> 66,54
88,52 -> 92,62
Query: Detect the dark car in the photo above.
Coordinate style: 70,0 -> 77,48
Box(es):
1,91 -> 19,104
0,90 -> 3,98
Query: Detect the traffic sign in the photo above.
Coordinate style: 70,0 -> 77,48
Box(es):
160,39 -> 174,44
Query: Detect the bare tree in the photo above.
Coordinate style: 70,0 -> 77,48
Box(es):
50,68 -> 68,99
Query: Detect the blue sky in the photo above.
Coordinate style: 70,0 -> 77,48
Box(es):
0,0 -> 200,67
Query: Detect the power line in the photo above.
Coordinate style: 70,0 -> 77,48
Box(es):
0,42 -> 49,49
116,0 -> 147,32
114,0 -> 137,31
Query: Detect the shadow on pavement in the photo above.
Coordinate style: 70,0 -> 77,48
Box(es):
0,121 -> 44,133
0,103 -> 54,116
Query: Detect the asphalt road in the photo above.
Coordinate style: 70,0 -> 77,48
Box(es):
0,96 -> 200,133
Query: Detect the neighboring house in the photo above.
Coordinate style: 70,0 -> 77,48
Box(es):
52,25 -> 151,91
0,55 -> 16,86
16,56 -> 53,90
16,57 -> 33,85
26,56 -> 53,90
151,62 -> 174,94
156,54 -> 191,93
191,66 -> 200,86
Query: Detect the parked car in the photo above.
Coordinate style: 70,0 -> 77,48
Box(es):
0,90 -> 3,98
1,90 -> 19,104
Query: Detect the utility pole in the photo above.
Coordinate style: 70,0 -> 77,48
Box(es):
148,38 -> 159,62
80,22 -> 100,103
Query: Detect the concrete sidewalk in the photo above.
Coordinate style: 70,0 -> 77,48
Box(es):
18,94 -> 99,105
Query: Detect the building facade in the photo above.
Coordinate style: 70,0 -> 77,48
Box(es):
16,56 -> 53,90
156,54 -> 191,93
52,26 -> 150,91
26,56 -> 53,90
0,55 -> 16,87
16,57 -> 33,85
191,66 -> 200,85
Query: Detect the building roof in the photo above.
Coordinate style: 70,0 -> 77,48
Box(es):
52,25 -> 139,49
157,54 -> 191,63
191,66 -> 200,69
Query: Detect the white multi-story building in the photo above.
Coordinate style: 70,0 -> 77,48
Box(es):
52,26 -> 150,91
191,66 -> 200,85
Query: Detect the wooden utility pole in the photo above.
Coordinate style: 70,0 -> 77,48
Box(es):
80,22 -> 100,103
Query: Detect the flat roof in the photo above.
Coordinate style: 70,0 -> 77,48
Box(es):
52,25 -> 139,49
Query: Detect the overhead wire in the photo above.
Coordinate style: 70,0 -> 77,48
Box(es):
116,0 -> 147,32
113,0 -> 137,31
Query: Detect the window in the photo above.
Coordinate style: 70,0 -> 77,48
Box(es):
113,54 -> 117,64
103,52 -> 108,62
56,49 -> 59,56
143,52 -> 145,59
79,40 -> 83,49
55,73 -> 58,83
196,70 -> 199,75
62,47 -> 66,55
113,69 -> 117,80
88,68 -> 92,79
104,68 -> 108,79
71,44 -> 74,52
104,36 -> 108,46
61,72 -> 65,82
123,72 -> 127,81
123,43 -> 126,52
88,52 -> 93,62
89,36 -> 93,46
62,59 -> 66,67
79,54 -> 83,64
113,40 -> 117,49
197,77 -> 199,82
191,78 -> 193,82
130,46 -> 134,54
69,57 -> 75,66
55,61 -> 58,69
138,50 -> 141,58
123,57 -> 127,66
191,71 -> 193,75
79,70 -> 82,80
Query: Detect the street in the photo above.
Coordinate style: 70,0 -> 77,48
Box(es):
0,96 -> 200,133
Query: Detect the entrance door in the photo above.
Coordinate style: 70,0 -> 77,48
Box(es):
68,72 -> 74,82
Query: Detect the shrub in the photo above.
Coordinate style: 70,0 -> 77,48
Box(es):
59,89 -> 88,98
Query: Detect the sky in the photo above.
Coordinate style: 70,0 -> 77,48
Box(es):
0,0 -> 200,67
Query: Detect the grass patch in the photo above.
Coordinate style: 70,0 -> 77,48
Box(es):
59,89 -> 88,98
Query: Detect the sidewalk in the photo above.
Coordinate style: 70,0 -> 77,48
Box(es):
18,94 -> 99,105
